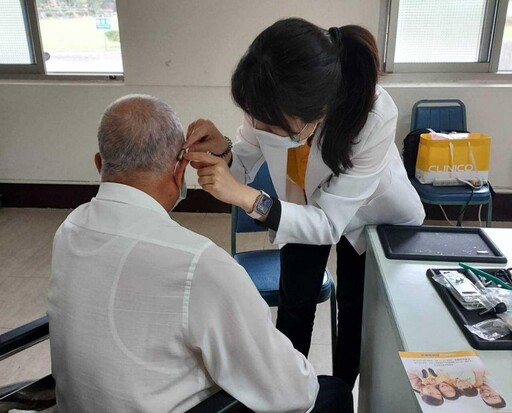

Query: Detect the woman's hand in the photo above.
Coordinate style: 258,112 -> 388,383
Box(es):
184,119 -> 228,155
184,152 -> 260,212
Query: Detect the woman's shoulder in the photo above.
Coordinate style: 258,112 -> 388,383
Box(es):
369,85 -> 398,123
353,86 -> 398,146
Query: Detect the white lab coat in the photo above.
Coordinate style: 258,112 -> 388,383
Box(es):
231,85 -> 425,253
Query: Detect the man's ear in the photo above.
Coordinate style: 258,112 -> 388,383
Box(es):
174,159 -> 189,188
94,153 -> 102,175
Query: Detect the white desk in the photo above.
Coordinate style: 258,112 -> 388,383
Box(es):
358,227 -> 512,413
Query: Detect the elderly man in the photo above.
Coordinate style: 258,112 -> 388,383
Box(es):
47,95 -> 352,413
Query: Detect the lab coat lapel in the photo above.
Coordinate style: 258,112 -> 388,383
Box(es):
260,145 -> 288,199
305,137 -> 332,199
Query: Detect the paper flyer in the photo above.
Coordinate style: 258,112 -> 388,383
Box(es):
399,350 -> 510,412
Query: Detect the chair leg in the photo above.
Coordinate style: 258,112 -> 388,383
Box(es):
486,197 -> 493,228
329,284 -> 337,371
457,205 -> 465,227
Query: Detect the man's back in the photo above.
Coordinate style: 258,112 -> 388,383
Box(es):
48,183 -> 318,413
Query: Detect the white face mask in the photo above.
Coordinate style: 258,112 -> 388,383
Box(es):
253,129 -> 309,149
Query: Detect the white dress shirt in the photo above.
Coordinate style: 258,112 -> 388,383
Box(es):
230,85 -> 425,253
48,183 -> 319,413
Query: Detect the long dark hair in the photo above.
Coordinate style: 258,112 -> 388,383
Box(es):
231,18 -> 380,176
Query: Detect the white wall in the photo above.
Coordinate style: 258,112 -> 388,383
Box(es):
1,0 -> 511,191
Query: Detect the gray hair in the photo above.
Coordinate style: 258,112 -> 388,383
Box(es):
98,94 -> 184,178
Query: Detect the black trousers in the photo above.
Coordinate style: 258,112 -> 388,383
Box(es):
276,237 -> 366,389
311,375 -> 354,413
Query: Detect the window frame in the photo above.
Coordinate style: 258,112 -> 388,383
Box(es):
383,0 -> 510,73
0,0 -> 124,81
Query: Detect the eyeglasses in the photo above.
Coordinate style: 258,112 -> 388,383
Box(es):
289,123 -> 310,143
290,122 -> 319,143
252,117 -> 319,143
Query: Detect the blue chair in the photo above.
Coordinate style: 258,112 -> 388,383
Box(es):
410,99 -> 492,227
231,162 -> 337,367
412,99 -> 467,132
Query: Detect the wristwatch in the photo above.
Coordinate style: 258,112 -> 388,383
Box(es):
247,191 -> 273,219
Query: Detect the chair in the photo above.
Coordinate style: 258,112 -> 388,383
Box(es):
0,317 -> 55,412
409,99 -> 492,227
412,99 -> 467,132
231,162 -> 337,367
0,317 -> 247,413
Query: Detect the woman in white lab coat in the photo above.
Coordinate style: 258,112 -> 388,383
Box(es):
184,18 -> 425,388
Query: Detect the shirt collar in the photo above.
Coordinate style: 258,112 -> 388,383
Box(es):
95,182 -> 171,219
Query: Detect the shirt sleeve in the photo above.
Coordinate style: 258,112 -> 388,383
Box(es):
273,109 -> 398,246
186,245 -> 319,413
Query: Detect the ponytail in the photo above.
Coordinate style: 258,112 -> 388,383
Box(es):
321,25 -> 380,175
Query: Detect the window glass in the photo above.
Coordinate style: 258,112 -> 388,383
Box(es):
394,0 -> 487,63
0,0 -> 33,64
36,0 -> 123,73
498,0 -> 512,71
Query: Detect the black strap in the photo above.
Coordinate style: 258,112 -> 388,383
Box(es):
255,196 -> 281,231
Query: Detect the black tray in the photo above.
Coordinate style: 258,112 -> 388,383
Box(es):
427,268 -> 512,350
378,225 -> 507,263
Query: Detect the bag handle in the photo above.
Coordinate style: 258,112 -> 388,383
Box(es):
448,139 -> 483,188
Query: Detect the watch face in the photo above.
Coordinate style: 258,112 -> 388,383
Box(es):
256,195 -> 273,215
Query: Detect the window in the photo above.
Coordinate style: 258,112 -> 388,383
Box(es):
0,0 -> 123,77
498,0 -> 512,71
0,0 -> 35,64
384,0 -> 511,73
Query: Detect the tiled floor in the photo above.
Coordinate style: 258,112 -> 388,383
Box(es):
1,207 -> 510,409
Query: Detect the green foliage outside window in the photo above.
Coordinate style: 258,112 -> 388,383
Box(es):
104,30 -> 119,43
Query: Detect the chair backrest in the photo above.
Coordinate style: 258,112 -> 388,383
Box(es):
0,316 -> 53,405
231,162 -> 277,255
0,316 -> 49,362
411,99 -> 467,132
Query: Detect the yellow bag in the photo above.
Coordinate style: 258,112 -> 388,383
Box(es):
415,132 -> 491,185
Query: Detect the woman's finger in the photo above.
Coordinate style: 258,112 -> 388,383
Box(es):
184,151 -> 221,165
187,141 -> 216,153
200,183 -> 215,194
189,160 -> 210,170
186,121 -> 196,138
184,122 -> 211,148
197,165 -> 216,177
198,176 -> 214,186
186,118 -> 207,136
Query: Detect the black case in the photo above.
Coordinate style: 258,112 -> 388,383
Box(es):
427,268 -> 512,350
378,225 -> 507,264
